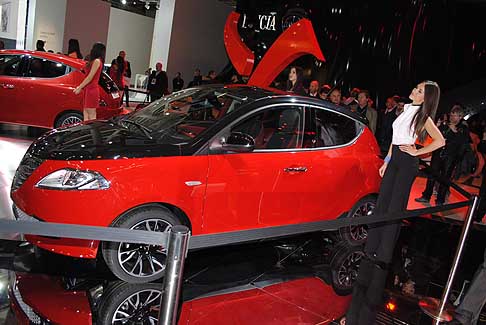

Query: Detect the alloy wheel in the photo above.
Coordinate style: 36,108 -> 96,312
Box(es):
112,289 -> 161,324
336,251 -> 363,287
117,219 -> 172,279
61,116 -> 82,126
349,202 -> 375,242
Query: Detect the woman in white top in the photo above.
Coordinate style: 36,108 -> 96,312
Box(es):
343,81 -> 445,325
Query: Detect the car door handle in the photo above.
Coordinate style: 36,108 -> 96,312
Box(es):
284,167 -> 308,173
0,83 -> 15,89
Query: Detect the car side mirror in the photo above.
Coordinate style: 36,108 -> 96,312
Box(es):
222,132 -> 255,153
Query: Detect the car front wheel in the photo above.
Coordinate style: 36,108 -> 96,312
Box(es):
102,207 -> 181,283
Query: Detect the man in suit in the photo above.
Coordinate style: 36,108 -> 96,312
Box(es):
308,80 -> 320,98
148,62 -> 168,102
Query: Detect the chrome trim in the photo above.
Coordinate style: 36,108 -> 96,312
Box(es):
185,181 -> 202,186
284,167 -> 308,173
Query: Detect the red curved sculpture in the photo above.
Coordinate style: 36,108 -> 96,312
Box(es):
223,12 -> 255,77
248,18 -> 325,87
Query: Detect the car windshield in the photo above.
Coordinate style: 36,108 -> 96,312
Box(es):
122,88 -> 244,144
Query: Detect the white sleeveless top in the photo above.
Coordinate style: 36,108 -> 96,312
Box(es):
392,104 -> 421,145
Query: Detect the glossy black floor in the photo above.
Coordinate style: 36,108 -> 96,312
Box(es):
0,124 -> 485,325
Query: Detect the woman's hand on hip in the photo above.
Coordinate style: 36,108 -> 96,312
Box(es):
379,162 -> 388,177
399,144 -> 418,156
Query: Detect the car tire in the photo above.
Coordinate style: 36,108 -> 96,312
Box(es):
338,196 -> 376,246
97,282 -> 163,325
55,112 -> 83,128
329,244 -> 364,296
102,206 -> 181,283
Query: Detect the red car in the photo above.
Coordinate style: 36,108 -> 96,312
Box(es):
11,85 -> 381,283
0,50 -> 122,128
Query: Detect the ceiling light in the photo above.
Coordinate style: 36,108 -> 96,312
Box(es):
121,0 -> 126,4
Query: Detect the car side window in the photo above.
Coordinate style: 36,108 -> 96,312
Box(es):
306,108 -> 361,148
26,57 -> 68,78
0,55 -> 23,76
232,106 -> 303,150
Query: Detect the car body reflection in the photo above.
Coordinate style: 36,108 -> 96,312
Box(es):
5,236 -> 358,324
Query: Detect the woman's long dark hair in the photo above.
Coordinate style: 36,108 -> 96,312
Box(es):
411,80 -> 440,143
88,42 -> 106,67
286,66 -> 304,92
67,39 -> 82,59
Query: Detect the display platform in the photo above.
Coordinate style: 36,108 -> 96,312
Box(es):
0,125 -> 485,325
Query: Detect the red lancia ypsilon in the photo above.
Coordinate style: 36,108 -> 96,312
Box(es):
0,50 -> 122,128
11,85 -> 381,283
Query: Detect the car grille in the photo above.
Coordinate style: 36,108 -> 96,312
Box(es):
11,153 -> 44,192
376,311 -> 411,325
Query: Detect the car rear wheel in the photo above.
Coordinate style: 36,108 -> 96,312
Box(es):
102,207 -> 181,283
55,112 -> 83,128
338,196 -> 376,246
330,244 -> 364,296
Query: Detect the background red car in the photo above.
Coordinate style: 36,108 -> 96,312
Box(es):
0,50 -> 122,128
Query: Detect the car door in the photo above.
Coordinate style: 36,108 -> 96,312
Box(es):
293,106 -> 367,222
21,56 -> 80,127
0,54 -> 26,123
204,104 -> 313,233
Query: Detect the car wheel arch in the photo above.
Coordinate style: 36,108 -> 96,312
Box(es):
54,110 -> 83,128
110,202 -> 192,231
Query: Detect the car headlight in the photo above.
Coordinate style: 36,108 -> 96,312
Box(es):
35,169 -> 110,190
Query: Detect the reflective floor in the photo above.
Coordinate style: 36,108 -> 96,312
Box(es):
0,124 -> 485,324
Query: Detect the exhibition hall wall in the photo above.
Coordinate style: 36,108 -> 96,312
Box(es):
26,0 -> 66,52
106,7 -> 155,82
63,0 -> 111,58
0,0 -> 26,49
2,0 -> 232,87
166,0 -> 232,85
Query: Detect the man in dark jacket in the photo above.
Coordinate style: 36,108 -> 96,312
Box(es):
148,62 -> 168,101
172,72 -> 184,92
415,105 -> 471,205
112,51 -> 132,107
378,96 -> 399,154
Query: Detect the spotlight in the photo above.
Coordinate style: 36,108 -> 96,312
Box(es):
121,0 -> 126,4
145,2 -> 150,9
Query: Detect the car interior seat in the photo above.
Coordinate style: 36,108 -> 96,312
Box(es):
265,109 -> 301,149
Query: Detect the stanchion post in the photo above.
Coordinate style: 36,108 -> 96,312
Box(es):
158,225 -> 190,325
419,195 -> 480,323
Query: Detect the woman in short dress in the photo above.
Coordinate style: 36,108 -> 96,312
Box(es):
73,42 -> 105,121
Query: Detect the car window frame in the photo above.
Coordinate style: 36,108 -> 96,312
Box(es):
299,104 -> 364,151
0,54 -> 27,77
23,55 -> 70,79
207,103 -> 307,154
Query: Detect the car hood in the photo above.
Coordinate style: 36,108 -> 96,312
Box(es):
30,120 -> 182,160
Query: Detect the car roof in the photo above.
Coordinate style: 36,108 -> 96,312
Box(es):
0,49 -> 85,69
201,84 -> 368,124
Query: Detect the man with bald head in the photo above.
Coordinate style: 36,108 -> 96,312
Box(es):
308,80 -> 320,98
148,62 -> 169,101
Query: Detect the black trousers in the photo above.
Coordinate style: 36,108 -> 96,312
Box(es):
346,145 -> 418,325
422,151 -> 458,204
124,86 -> 130,107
